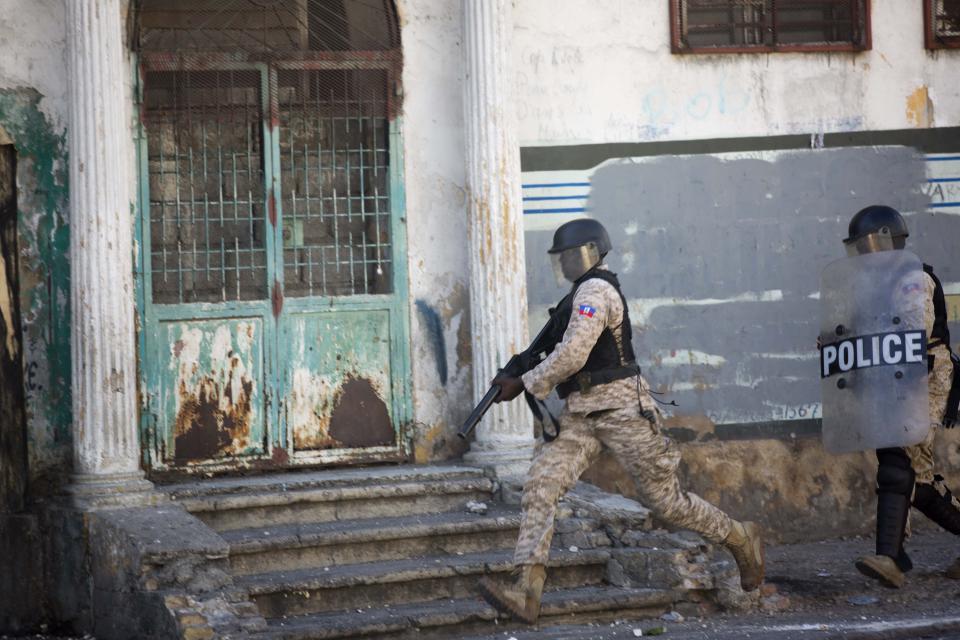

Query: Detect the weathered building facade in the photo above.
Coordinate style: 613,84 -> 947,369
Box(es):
0,0 -> 959,635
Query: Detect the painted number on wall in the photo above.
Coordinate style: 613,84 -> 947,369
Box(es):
780,403 -> 822,420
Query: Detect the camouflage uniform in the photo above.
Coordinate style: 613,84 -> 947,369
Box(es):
905,272 -> 956,507
515,272 -> 732,566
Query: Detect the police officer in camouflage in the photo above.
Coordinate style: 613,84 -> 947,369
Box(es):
477,219 -> 765,624
844,206 -> 960,588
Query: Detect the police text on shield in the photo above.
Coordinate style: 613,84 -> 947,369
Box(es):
820,331 -> 927,378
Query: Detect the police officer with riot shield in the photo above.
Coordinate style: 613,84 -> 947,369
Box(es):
477,219 -> 765,624
820,205 -> 960,588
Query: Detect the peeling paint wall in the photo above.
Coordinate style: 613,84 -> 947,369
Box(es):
399,0 -> 473,462
0,0 -> 72,488
512,1 -> 959,145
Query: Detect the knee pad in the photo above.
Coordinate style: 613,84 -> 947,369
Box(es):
913,475 -> 960,535
877,449 -> 915,496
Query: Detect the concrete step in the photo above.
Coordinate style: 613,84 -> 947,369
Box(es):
254,585 -> 674,640
165,467 -> 494,532
239,548 -> 611,618
224,508 -> 522,576
163,465 -> 488,499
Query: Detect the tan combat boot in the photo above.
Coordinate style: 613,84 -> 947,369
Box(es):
855,555 -> 905,588
478,564 -> 547,624
723,520 -> 765,591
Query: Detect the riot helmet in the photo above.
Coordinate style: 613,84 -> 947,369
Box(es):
548,218 -> 611,284
843,205 -> 909,256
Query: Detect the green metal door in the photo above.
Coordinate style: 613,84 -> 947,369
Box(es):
136,57 -> 410,472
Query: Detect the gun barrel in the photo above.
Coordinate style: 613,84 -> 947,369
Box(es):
457,385 -> 501,439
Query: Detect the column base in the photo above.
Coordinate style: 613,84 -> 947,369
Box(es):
64,471 -> 164,509
463,436 -> 536,480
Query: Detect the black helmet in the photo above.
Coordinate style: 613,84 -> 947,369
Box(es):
844,205 -> 909,245
548,219 -> 612,256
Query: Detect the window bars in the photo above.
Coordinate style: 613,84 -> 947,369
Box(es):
145,69 -> 268,304
278,68 -> 393,297
670,0 -> 870,53
136,0 -> 401,304
925,0 -> 960,49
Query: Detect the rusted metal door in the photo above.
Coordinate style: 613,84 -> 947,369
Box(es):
134,1 -> 410,473
136,58 -> 410,472
0,144 -> 28,509
274,65 -> 406,465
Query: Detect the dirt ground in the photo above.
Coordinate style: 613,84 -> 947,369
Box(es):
470,528 -> 960,639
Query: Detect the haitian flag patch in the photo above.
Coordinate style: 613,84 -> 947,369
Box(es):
578,304 -> 597,318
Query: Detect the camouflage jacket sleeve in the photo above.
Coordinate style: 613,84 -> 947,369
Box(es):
521,279 -> 614,400
923,272 -> 937,340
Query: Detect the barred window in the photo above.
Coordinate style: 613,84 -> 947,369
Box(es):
670,0 -> 870,54
135,0 -> 401,303
925,0 -> 960,49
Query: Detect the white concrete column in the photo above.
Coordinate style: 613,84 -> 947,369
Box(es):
461,0 -> 535,478
65,0 -> 153,505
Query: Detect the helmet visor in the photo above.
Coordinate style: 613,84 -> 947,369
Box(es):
844,229 -> 895,257
550,243 -> 600,285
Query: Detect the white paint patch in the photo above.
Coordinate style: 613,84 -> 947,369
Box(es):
523,211 -> 589,232
759,351 -> 818,361
172,327 -> 203,371
288,367 -> 335,445
665,381 -> 707,392
807,291 -> 821,300
624,221 -> 638,235
210,325 -> 232,364
620,251 -> 635,273
628,289 -> 784,325
656,349 -> 726,367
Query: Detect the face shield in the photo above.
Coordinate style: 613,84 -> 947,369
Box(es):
844,227 -> 895,257
550,242 -> 601,285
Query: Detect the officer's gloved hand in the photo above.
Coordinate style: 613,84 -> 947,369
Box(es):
492,375 -> 524,403
945,416 -> 957,429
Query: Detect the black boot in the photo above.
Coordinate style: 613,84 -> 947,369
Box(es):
913,475 -> 960,535
895,546 -> 913,573
856,449 -> 914,589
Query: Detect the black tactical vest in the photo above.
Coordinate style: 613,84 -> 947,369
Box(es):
544,269 -> 639,398
924,264 -> 951,349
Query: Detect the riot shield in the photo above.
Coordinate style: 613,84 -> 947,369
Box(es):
819,250 -> 930,454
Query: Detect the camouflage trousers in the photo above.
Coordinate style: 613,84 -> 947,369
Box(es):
513,406 -> 733,566
905,350 -> 953,485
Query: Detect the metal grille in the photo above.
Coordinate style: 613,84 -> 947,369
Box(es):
927,0 -> 960,48
672,0 -> 869,52
138,1 -> 401,304
144,69 -> 268,304
278,68 -> 392,297
136,0 -> 401,54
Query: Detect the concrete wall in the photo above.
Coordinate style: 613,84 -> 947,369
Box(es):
512,1 -> 958,144
0,0 -> 72,489
398,0 -> 474,463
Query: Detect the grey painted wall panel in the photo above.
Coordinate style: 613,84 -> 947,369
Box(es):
525,146 -> 958,425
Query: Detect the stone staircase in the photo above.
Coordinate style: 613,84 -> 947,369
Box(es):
162,465 -> 733,639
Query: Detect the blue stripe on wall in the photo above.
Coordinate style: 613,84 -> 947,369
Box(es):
523,207 -> 588,214
521,182 -> 591,188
